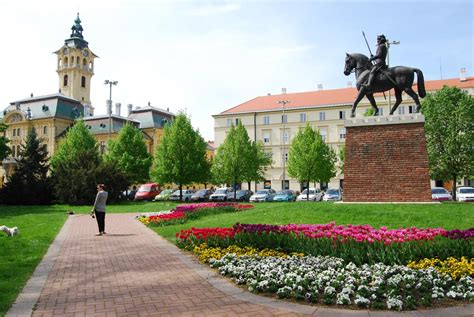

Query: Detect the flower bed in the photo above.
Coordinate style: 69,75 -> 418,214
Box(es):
210,253 -> 473,310
176,223 -> 474,310
138,202 -> 253,226
176,223 -> 474,265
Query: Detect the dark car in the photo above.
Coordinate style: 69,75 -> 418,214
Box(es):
191,189 -> 213,202
232,190 -> 253,202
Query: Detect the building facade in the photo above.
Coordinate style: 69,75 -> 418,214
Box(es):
0,14 -> 175,185
213,77 -> 474,192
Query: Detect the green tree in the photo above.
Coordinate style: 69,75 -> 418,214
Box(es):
245,140 -> 272,190
338,145 -> 345,173
211,123 -> 260,199
0,123 -> 11,161
422,86 -> 474,200
105,123 -> 152,183
0,128 -> 52,204
152,113 -> 210,199
288,125 -> 337,200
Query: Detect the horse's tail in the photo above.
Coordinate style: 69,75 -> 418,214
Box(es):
414,68 -> 426,98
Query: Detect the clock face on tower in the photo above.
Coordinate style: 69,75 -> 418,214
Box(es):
82,50 -> 89,57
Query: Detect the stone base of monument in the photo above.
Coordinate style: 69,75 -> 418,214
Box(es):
343,114 -> 432,203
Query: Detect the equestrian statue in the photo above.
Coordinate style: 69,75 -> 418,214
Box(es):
343,33 -> 426,118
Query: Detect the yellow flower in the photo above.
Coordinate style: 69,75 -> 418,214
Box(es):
407,257 -> 474,280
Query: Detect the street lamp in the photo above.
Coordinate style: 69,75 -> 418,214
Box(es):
104,80 -> 118,139
278,100 -> 290,190
386,39 -> 400,114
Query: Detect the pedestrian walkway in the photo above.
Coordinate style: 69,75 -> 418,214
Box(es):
8,214 -> 474,317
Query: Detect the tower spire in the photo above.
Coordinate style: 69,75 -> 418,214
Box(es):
65,13 -> 88,48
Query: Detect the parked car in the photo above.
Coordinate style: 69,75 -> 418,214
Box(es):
455,187 -> 474,202
323,188 -> 342,201
169,189 -> 195,202
249,189 -> 276,202
296,188 -> 324,201
232,190 -> 253,202
209,187 -> 234,201
273,190 -> 296,202
431,187 -> 452,202
191,189 -> 213,202
134,183 -> 160,201
153,189 -> 174,201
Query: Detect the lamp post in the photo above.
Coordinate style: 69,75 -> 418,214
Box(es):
278,100 -> 290,190
104,80 -> 118,139
386,39 -> 400,114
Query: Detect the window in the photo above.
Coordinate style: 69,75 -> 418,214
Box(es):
43,126 -> 48,135
12,146 -> 16,157
339,111 -> 345,119
398,106 -> 405,115
81,76 -> 86,88
320,129 -> 327,142
17,128 -> 21,137
263,116 -> 270,125
13,129 -> 16,137
408,106 -> 414,114
263,132 -> 271,144
300,113 -> 306,122
281,114 -> 287,124
226,119 -> 232,127
319,112 -> 326,121
339,127 -> 346,139
283,131 -> 289,144
265,150 -> 273,159
63,75 -> 68,86
235,118 -> 240,125
282,180 -> 289,190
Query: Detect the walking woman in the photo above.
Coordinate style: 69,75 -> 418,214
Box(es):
91,184 -> 108,236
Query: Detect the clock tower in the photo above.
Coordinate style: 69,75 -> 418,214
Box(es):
55,13 -> 98,115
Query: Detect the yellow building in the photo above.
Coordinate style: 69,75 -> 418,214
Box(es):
0,14 -> 175,185
213,76 -> 474,192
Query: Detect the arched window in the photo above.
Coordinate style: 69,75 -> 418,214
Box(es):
89,61 -> 93,71
43,126 -> 48,135
64,57 -> 68,65
81,76 -> 86,88
13,129 -> 16,137
63,75 -> 68,86
83,58 -> 87,66
76,56 -> 79,64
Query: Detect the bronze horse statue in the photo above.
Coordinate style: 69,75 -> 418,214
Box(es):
344,53 -> 426,117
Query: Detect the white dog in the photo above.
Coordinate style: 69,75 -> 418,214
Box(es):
0,225 -> 19,237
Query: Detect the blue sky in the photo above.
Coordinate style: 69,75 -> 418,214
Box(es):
0,0 -> 472,140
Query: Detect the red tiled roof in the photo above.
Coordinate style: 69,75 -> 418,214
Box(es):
219,77 -> 474,115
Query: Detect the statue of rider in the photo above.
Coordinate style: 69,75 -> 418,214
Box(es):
362,34 -> 388,90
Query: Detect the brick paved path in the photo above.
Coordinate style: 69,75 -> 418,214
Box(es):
31,214 -> 305,317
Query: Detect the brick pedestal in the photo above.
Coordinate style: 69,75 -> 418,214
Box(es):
343,114 -> 432,202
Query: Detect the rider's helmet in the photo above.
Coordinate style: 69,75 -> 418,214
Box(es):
377,34 -> 387,44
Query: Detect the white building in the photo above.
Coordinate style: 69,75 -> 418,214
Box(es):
213,76 -> 474,192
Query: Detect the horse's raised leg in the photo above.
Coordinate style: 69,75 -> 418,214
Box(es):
404,88 -> 422,112
351,89 -> 367,118
389,89 -> 403,115
366,94 -> 379,116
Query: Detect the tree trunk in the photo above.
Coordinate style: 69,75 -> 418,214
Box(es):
452,175 -> 457,201
179,184 -> 182,201
247,181 -> 251,191
234,178 -> 237,200
306,179 -> 310,201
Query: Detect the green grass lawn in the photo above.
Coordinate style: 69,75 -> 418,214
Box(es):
0,201 -> 472,316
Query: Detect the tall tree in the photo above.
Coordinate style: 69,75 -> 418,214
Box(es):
152,113 -> 210,199
287,125 -> 336,200
422,86 -> 474,200
245,140 -> 272,191
338,145 -> 345,173
105,123 -> 152,183
0,128 -> 52,204
0,123 -> 11,161
211,123 -> 257,199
